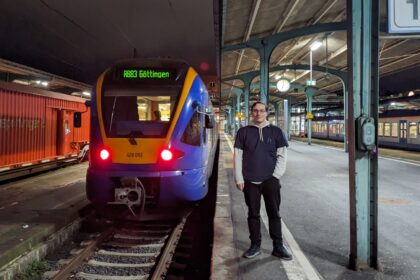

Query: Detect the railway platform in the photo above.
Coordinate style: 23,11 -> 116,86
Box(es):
212,133 -> 420,280
0,164 -> 89,280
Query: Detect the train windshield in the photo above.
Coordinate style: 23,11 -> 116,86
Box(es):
101,64 -> 187,138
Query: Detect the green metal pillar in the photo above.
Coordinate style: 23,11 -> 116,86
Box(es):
259,42 -> 269,105
274,102 -> 279,126
347,0 -> 379,270
306,88 -> 313,145
342,81 -> 348,152
226,107 -> 232,134
232,97 -> 237,134
286,97 -> 292,139
236,93 -> 241,129
243,80 -> 251,125
283,98 -> 290,138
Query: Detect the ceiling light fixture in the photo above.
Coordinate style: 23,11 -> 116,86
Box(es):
310,41 -> 322,51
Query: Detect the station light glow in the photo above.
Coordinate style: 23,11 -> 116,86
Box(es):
310,41 -> 322,51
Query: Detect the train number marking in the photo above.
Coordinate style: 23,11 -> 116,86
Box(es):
126,152 -> 143,158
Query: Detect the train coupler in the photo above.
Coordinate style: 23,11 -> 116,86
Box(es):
108,177 -> 146,216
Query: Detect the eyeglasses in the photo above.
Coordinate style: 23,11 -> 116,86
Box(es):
252,109 -> 266,114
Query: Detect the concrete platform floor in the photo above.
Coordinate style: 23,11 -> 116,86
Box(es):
212,133 -> 420,280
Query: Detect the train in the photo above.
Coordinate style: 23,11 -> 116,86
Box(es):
0,81 -> 90,182
86,58 -> 218,212
290,110 -> 420,151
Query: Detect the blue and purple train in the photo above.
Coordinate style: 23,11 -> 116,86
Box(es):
86,58 -> 218,211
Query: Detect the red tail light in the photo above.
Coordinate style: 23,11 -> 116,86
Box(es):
100,148 -> 110,160
161,149 -> 173,161
160,148 -> 184,161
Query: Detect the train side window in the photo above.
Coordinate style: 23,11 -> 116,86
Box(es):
391,123 -> 398,137
203,113 -> 206,144
408,122 -> 417,138
378,122 -> 383,136
384,123 -> 391,137
322,123 -> 327,133
181,111 -> 201,146
334,123 -> 339,134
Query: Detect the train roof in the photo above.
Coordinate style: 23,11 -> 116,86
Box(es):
0,80 -> 88,103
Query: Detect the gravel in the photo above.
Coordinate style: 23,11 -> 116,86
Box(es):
77,264 -> 152,276
93,255 -> 156,264
110,237 -> 166,245
100,246 -> 162,254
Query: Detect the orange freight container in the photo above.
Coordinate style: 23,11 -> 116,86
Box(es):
0,81 -> 90,180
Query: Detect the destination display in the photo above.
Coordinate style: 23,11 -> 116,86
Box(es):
121,69 -> 174,79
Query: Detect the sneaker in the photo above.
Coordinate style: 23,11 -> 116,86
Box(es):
243,245 -> 261,258
272,245 -> 292,260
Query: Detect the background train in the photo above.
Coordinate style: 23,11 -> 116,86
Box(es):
0,81 -> 90,182
86,58 -> 218,211
290,110 -> 420,151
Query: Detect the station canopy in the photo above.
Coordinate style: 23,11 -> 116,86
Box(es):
221,0 -> 420,112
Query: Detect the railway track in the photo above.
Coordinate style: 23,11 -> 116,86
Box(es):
45,212 -> 191,280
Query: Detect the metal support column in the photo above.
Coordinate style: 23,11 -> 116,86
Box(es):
347,0 -> 379,270
227,107 -> 232,134
236,93 -> 241,129
306,89 -> 313,145
243,80 -> 251,125
231,98 -> 236,135
259,42 -> 269,105
283,99 -> 289,134
342,81 -> 348,152
287,97 -> 292,139
274,102 -> 279,126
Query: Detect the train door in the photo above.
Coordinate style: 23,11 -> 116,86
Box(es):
45,108 -> 58,157
57,110 -> 72,155
399,120 -> 407,145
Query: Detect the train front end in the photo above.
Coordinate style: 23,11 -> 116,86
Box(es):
86,59 -> 211,208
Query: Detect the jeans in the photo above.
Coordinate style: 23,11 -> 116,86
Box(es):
243,176 -> 283,248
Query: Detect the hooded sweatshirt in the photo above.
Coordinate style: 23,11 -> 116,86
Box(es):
234,120 -> 288,184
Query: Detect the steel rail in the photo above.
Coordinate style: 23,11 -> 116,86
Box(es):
150,211 -> 191,280
51,228 -> 115,280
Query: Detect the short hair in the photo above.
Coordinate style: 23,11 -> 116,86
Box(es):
251,101 -> 268,112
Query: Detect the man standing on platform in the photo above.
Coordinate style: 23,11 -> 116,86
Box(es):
233,101 -> 292,260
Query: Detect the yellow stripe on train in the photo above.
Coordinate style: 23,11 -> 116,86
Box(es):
96,67 -> 197,164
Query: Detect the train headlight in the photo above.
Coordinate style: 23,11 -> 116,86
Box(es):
161,149 -> 173,161
100,148 -> 110,160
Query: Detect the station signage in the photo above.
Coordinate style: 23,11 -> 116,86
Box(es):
306,80 -> 316,86
388,0 -> 420,33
